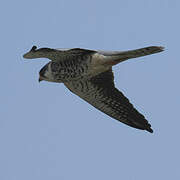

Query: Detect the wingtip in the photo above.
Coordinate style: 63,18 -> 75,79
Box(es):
31,45 -> 37,51
146,127 -> 153,133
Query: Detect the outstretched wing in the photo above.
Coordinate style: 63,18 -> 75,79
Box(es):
64,69 -> 153,133
23,46 -> 96,61
55,48 -> 96,61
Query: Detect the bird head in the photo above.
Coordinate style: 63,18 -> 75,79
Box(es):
38,62 -> 61,83
39,62 -> 53,82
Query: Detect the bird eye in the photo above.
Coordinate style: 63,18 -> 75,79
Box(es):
39,63 -> 49,77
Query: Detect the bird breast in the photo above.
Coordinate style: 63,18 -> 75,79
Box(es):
50,55 -> 91,82
89,53 -> 111,76
50,53 -> 111,82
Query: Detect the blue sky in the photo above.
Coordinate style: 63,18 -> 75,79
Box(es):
1,0 -> 180,179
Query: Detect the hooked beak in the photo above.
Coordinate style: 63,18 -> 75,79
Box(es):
38,76 -> 43,82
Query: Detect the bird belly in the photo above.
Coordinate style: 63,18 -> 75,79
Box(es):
89,53 -> 111,77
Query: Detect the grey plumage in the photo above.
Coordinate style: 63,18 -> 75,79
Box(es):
23,45 -> 164,133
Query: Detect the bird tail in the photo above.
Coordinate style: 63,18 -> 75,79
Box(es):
104,46 -> 164,65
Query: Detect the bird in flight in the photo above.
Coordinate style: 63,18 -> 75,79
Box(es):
23,45 -> 164,133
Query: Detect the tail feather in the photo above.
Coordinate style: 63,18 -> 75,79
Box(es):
103,46 -> 164,64
117,46 -> 164,59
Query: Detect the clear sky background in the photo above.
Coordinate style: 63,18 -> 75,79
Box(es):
1,0 -> 179,179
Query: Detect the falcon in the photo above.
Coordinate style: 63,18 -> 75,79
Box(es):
23,45 -> 164,133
